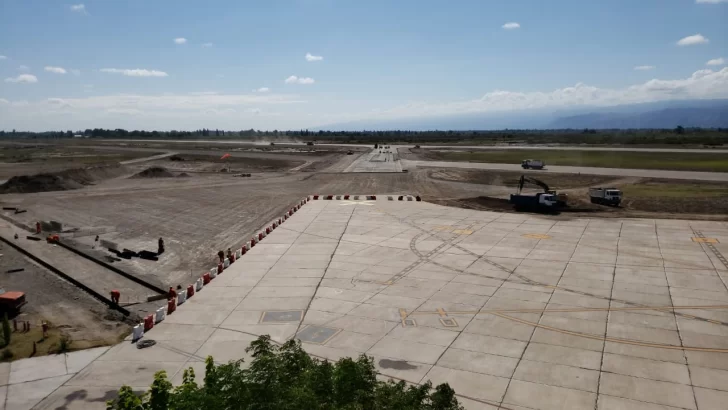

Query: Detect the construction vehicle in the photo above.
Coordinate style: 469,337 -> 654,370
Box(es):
510,175 -> 560,210
514,175 -> 568,206
346,150 -> 353,155
589,188 -> 622,206
0,288 -> 27,313
521,159 -> 545,169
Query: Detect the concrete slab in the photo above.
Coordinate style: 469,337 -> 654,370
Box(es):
9,354 -> 67,384
6,374 -> 73,410
65,347 -> 110,374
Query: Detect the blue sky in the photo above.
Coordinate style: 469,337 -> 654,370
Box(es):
1,0 -> 727,131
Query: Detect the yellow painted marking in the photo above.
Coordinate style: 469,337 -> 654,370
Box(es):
453,229 -> 473,235
433,225 -> 453,232
493,312 -> 728,353
437,308 -> 447,317
692,237 -> 719,244
522,233 -> 552,240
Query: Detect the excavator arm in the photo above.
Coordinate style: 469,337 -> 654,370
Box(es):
517,175 -> 550,194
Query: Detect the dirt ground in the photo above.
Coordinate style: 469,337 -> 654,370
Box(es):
0,244 -> 132,359
1,141 -> 727,361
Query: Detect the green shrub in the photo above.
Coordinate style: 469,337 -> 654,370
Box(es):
107,335 -> 462,410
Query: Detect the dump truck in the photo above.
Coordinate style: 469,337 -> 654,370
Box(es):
0,288 -> 27,313
521,159 -> 545,169
589,188 -> 622,206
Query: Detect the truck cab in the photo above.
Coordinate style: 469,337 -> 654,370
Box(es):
0,288 -> 27,314
521,159 -> 545,169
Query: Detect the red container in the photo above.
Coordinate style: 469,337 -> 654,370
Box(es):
167,299 -> 176,314
203,273 -> 211,284
144,315 -> 154,331
187,285 -> 194,298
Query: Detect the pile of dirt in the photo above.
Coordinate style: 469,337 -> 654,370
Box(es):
0,165 -> 126,194
169,155 -> 185,161
132,166 -> 175,178
177,172 -> 191,178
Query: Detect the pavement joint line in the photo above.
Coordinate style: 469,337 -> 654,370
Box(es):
404,304 -> 728,315
492,311 -> 728,353
692,229 -> 728,293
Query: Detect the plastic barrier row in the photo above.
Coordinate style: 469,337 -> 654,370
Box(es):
312,194 -> 421,201
132,196 -> 311,342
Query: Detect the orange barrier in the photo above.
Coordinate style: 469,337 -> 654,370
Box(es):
144,314 -> 154,331
203,273 -> 211,284
187,285 -> 194,298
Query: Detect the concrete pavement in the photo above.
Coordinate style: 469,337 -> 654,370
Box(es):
10,198 -> 728,409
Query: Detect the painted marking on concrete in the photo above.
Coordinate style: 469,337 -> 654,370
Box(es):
693,230 -> 728,270
339,201 -> 374,206
439,318 -> 458,327
692,237 -> 719,244
437,308 -> 447,317
433,225 -> 453,232
403,319 -> 417,327
453,229 -> 473,235
522,233 -> 552,240
296,325 -> 341,344
260,310 -> 303,323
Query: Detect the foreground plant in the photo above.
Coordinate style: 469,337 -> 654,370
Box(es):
107,335 -> 462,410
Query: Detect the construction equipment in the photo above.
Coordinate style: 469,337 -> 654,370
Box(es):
589,188 -> 622,206
0,288 -> 27,313
515,175 -> 568,206
510,175 -> 560,210
521,159 -> 545,169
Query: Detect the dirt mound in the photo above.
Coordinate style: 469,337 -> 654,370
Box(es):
0,165 -> 126,194
132,166 -> 174,178
169,155 -> 185,161
177,172 -> 190,178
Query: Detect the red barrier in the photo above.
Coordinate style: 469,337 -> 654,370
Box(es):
241,246 -> 247,255
167,299 -> 176,315
144,314 -> 154,331
398,195 -> 404,201
278,218 -> 282,224
313,195 -> 319,200
203,273 -> 211,284
266,227 -> 271,234
217,263 -> 223,273
187,285 -> 195,298
344,194 -> 350,200
415,195 -> 421,201
371,195 -> 376,200
326,195 -> 333,200
230,253 -> 236,263
258,232 -> 264,241
251,237 -> 256,247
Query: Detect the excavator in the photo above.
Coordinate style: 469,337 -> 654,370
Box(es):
516,175 -> 568,207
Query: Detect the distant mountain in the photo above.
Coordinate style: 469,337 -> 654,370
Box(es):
316,99 -> 728,130
548,104 -> 728,129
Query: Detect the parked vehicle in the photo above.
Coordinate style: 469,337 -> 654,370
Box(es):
589,188 -> 623,206
521,159 -> 545,169
509,175 -> 561,211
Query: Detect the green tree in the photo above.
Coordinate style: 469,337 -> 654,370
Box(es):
107,335 -> 462,410
1,314 -> 11,347
675,125 -> 685,135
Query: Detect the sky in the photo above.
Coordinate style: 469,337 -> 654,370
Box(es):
1,0 -> 727,131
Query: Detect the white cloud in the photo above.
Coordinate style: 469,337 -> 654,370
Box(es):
285,75 -> 315,85
634,65 -> 655,71
0,98 -> 9,105
18,65 -> 29,71
677,34 -> 709,46
45,66 -> 67,74
70,4 -> 87,14
695,0 -> 728,3
70,69 -> 81,76
4,74 -> 38,84
305,53 -> 323,62
100,68 -> 168,77
502,22 -> 520,30
707,58 -> 726,66
174,38 -> 187,45
202,43 -> 213,48
254,87 -> 270,93
0,55 -> 7,60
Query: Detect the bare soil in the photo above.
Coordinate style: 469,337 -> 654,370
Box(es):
0,244 -> 132,359
0,165 -> 128,194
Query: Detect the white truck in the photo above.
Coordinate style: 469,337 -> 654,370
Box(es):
589,188 -> 623,206
521,159 -> 544,169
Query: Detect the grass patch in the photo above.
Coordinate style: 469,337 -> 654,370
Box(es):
426,149 -> 728,172
621,182 -> 728,198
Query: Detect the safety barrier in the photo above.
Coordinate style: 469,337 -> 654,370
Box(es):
195,278 -> 203,291
235,249 -> 241,259
210,267 -> 217,279
177,291 -> 186,305
241,246 -> 247,256
250,237 -> 256,247
217,263 -> 223,273
155,307 -> 165,324
167,298 -> 176,315
186,284 -> 195,298
132,324 -> 144,341
224,258 -> 230,268
203,272 -> 211,284
144,315 -> 154,332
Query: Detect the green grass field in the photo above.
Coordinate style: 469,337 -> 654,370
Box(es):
429,150 -> 728,172
621,182 -> 728,198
